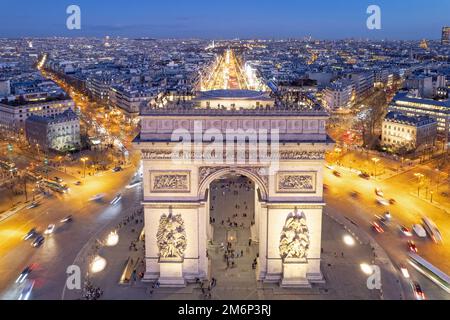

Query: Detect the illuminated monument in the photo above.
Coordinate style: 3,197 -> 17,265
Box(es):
134,49 -> 333,288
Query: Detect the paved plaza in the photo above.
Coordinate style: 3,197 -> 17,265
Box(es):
61,175 -> 404,300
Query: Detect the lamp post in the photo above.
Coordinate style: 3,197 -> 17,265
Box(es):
371,157 -> 380,177
414,173 -> 424,197
81,157 -> 88,178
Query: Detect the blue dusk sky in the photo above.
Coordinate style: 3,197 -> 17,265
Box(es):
1,0 -> 448,39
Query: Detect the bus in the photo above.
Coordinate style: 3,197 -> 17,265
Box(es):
408,253 -> 450,293
422,217 -> 443,244
41,179 -> 69,194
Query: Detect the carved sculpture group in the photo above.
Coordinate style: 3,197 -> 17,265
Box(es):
156,213 -> 187,259
279,210 -> 310,261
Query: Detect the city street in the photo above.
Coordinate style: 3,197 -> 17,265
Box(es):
0,163 -> 140,299
323,164 -> 450,300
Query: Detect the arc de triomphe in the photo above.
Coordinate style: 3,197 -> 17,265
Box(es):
133,90 -> 333,287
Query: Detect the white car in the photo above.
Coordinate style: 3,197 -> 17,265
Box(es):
44,224 -> 55,235
399,264 -> 410,279
18,279 -> 35,300
110,194 -> 122,205
413,224 -> 427,238
375,188 -> 384,197
89,194 -> 105,201
376,197 -> 390,206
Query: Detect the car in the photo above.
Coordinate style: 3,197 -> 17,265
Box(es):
110,194 -> 122,205
383,212 -> 392,221
53,176 -> 63,183
74,181 -> 82,186
375,188 -> 384,197
389,198 -> 396,205
411,282 -> 426,300
18,279 -> 35,300
325,164 -> 335,170
359,172 -> 370,180
60,215 -> 73,223
44,224 -> 55,235
413,224 -> 427,238
16,266 -> 33,284
112,166 -> 123,172
23,228 -> 37,241
89,194 -> 105,201
407,240 -> 418,253
350,191 -> 360,198
26,201 -> 40,209
332,171 -> 342,177
372,221 -> 385,233
31,235 -> 44,247
400,226 -> 413,237
399,264 -> 410,279
376,197 -> 390,206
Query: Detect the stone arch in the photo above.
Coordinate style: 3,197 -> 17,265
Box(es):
198,167 -> 269,201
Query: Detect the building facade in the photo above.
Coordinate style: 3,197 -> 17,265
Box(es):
0,97 -> 75,132
388,91 -> 450,136
322,80 -> 354,112
25,108 -> 81,152
381,111 -> 437,152
347,71 -> 374,100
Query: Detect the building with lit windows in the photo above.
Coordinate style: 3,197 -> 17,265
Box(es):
109,85 -> 157,116
0,96 -> 75,131
442,26 -> 450,46
25,108 -> 80,152
347,71 -> 374,100
322,80 -> 354,112
388,91 -> 450,136
381,111 -> 437,152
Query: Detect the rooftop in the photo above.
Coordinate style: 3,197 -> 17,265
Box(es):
384,111 -> 436,127
195,90 -> 273,101
392,91 -> 450,108
26,108 -> 79,124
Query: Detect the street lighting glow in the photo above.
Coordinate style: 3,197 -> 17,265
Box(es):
360,263 -> 373,275
105,231 -> 119,247
90,255 -> 107,273
343,234 -> 355,246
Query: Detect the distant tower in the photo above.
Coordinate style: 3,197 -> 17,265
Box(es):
419,39 -> 429,50
442,27 -> 450,45
212,40 -> 215,49
104,35 -> 111,47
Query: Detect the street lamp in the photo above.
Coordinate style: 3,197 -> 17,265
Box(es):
90,255 -> 107,273
343,234 -> 355,246
81,157 -> 89,178
414,173 -> 424,197
360,263 -> 373,275
371,157 -> 380,177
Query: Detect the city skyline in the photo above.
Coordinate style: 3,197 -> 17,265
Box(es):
1,0 -> 449,39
